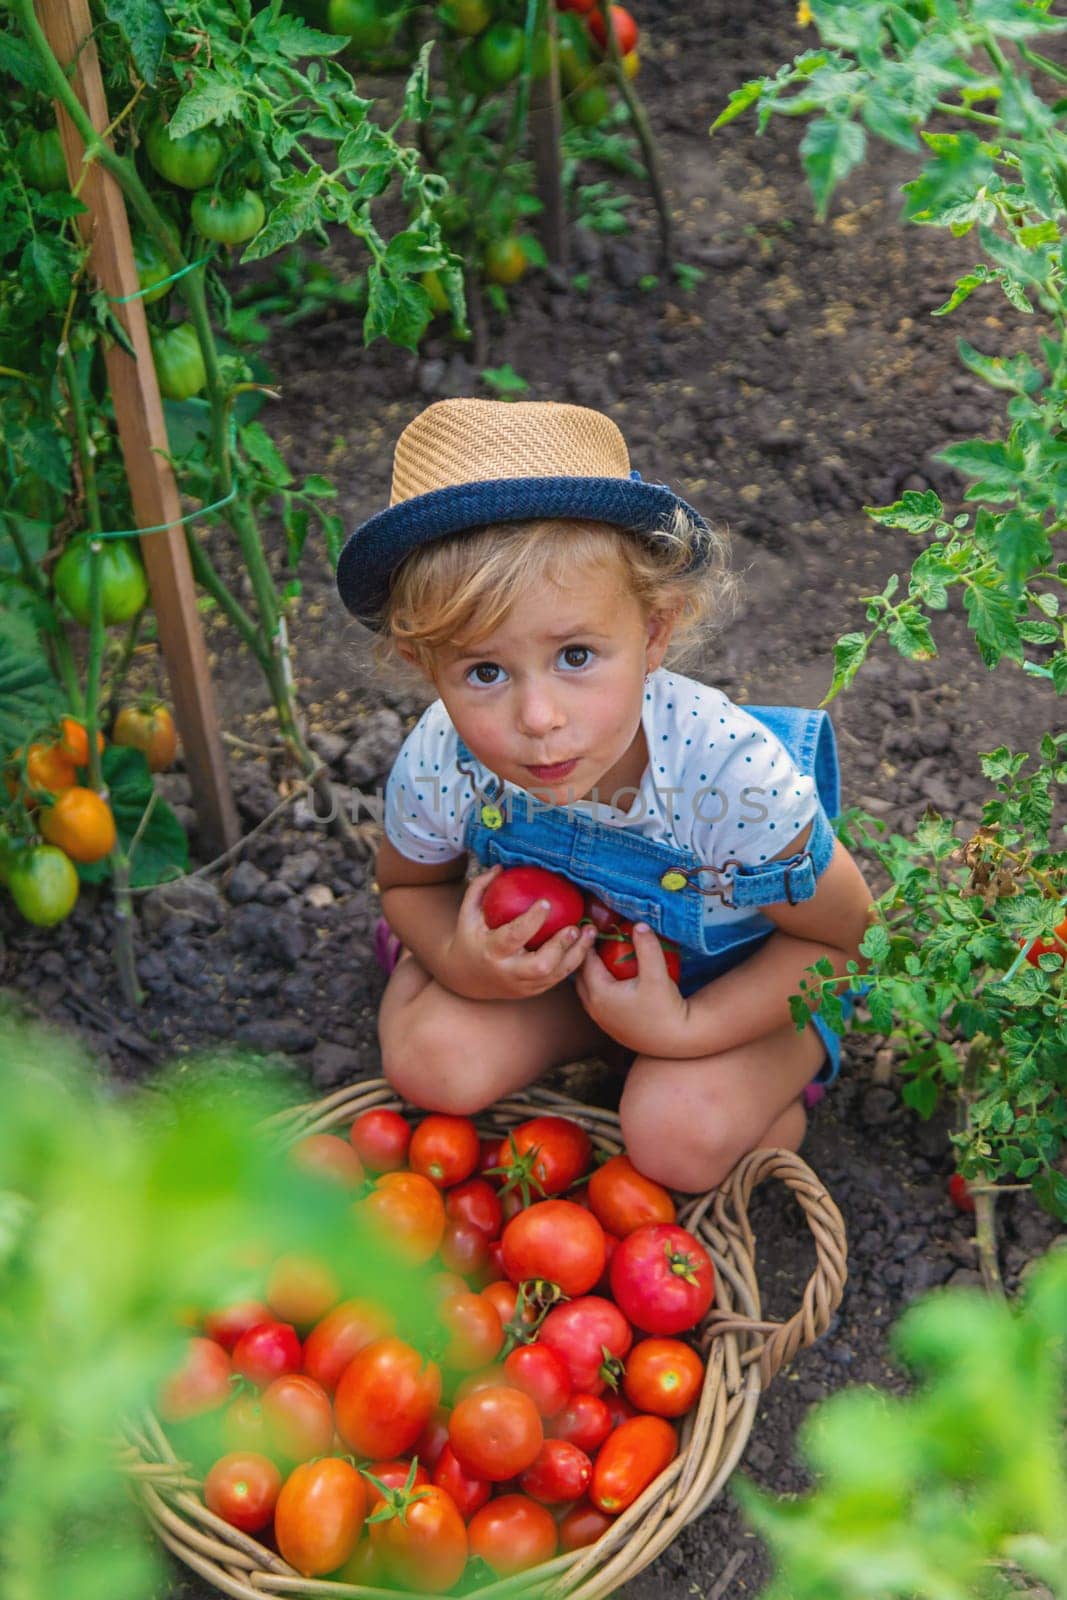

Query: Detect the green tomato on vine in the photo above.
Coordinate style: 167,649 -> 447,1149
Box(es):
52,538 -> 150,626
133,236 -> 173,304
327,0 -> 395,51
151,324 -> 207,402
18,128 -> 67,192
191,188 -> 266,246
144,118 -> 224,191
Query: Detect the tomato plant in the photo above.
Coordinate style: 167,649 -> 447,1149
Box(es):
587,4 -> 638,56
151,323 -> 208,402
38,786 -> 116,864
144,116 -> 224,190
327,0 -> 396,52
18,127 -> 66,192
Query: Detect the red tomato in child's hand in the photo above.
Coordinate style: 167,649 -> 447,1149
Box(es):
610,1224 -> 715,1336
369,1484 -> 468,1592
335,1337 -> 442,1458
538,1296 -> 632,1395
622,1339 -> 705,1418
468,1494 -> 558,1575
204,1452 -> 281,1533
350,1107 -> 411,1172
410,1114 -> 481,1188
482,865 -> 585,950
231,1321 -> 302,1388
596,920 -> 681,983
449,1385 -> 543,1480
584,893 -> 624,932
501,1201 -> 607,1296
590,1415 -> 677,1514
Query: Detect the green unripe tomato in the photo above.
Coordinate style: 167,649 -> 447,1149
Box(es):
144,118 -> 224,191
327,0 -> 393,50
7,846 -> 80,928
19,128 -> 67,192
53,537 -> 150,626
438,0 -> 491,33
133,235 -> 172,304
191,188 -> 266,245
570,82 -> 610,125
484,235 -> 528,286
475,21 -> 525,86
151,323 -> 207,402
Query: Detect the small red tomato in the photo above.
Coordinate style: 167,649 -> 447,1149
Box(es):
439,1291 -> 504,1371
350,1107 -> 411,1172
410,1114 -> 481,1188
538,1296 -> 633,1395
203,1451 -> 281,1533
302,1297 -> 394,1393
449,1385 -> 544,1481
496,1116 -> 593,1199
360,1170 -> 447,1264
203,1300 -> 271,1353
610,1224 -> 715,1336
369,1483 -> 468,1593
433,1443 -> 492,1520
482,865 -> 585,951
501,1201 -> 607,1297
446,1176 -> 504,1238
363,1458 -> 431,1513
504,1343 -> 572,1419
948,1172 -> 976,1213
413,1404 -> 452,1469
262,1373 -> 334,1462
274,1457 -> 367,1577
468,1493 -> 558,1576
481,1281 -> 525,1328
591,1415 -> 678,1514
603,1390 -> 638,1431
520,1438 -> 593,1504
587,1153 -> 676,1236
231,1321 -> 303,1388
559,1497 -> 617,1551
291,1132 -> 365,1187
549,1392 -> 612,1454
334,1337 -> 442,1459
266,1253 -> 340,1329
597,920 -> 681,983
158,1337 -> 232,1422
1021,914 -> 1067,967
622,1339 -> 705,1418
440,1219 -> 491,1277
587,2 -> 638,55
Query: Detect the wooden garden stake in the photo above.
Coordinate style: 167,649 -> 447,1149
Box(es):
530,6 -> 567,269
36,0 -> 240,857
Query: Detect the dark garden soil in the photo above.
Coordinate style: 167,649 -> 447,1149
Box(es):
3,1 -> 1064,1596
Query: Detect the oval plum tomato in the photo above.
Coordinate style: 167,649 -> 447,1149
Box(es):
445,1176 -> 503,1238
53,537 -> 149,626
290,1132 -> 365,1188
623,1339 -> 705,1418
231,1320 -> 302,1388
549,1392 -> 612,1454
221,1393 -> 270,1454
152,323 -> 207,402
274,1457 -> 367,1577
587,3 -> 638,54
302,1297 -> 394,1393
334,1336 -> 442,1458
266,1253 -> 340,1328
439,1291 -> 504,1371
474,20 -> 525,86
360,1170 -> 446,1264
350,1106 -> 411,1172
369,1483 -> 468,1594
497,1115 -> 593,1199
448,1385 -> 543,1480
559,1498 -> 617,1551
538,1296 -> 632,1395
145,117 -> 224,190
440,1219 -> 491,1277
39,786 -> 116,864
363,1458 -> 431,1513
501,1200 -> 606,1297
433,1444 -> 492,1520
203,1300 -> 271,1353
204,1451 -> 281,1533
504,1343 -> 571,1419
591,1414 -> 678,1514
7,846 -> 79,927
610,1223 -> 715,1336
468,1494 -> 557,1577
58,716 -> 104,768
413,1404 -> 452,1469
948,1172 -> 976,1213
262,1373 -> 333,1462
158,1337 -> 232,1422
482,865 -> 584,949
111,704 -> 179,773
191,187 -> 265,246
587,1153 -> 676,1237
410,1114 -> 481,1188
520,1438 -> 593,1504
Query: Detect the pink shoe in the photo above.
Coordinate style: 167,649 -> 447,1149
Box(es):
374,916 -> 404,976
802,1081 -> 827,1112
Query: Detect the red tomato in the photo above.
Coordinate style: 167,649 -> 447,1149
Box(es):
266,1254 -> 340,1328
519,1438 -> 593,1504
584,892 -> 623,932
440,1219 -> 491,1277
453,1364 -> 510,1403
413,1404 -> 452,1468
538,1296 -> 633,1395
274,1457 -> 367,1576
203,1451 -> 281,1533
363,1458 -> 431,1512
433,1444 -> 492,1520
591,1415 -> 677,1513
449,1385 -> 544,1480
158,1337 -> 232,1421
587,1153 -> 676,1236
203,1300 -> 270,1353
302,1297 -> 394,1393
446,1176 -> 503,1238
360,1170 -> 447,1263
587,3 -> 638,54
221,1393 -> 271,1454
430,1270 -> 470,1303
350,1107 -> 411,1172
1021,914 -> 1067,966
549,1392 -> 612,1454
559,1498 -> 617,1551
410,1114 -> 481,1188
231,1321 -> 302,1388
501,1201 -> 607,1297
262,1374 -> 334,1462
610,1224 -> 715,1336
440,1291 -> 504,1371
291,1132 -> 365,1188
481,1281 -> 527,1329
482,865 -> 585,950
495,1116 -> 593,1200
334,1337 -> 442,1458
369,1484 -> 468,1593
597,920 -> 681,983
556,0 -> 596,11
948,1172 -> 976,1213
603,1390 -> 638,1430
468,1493 -> 558,1576
623,1339 -> 705,1418
504,1343 -> 571,1418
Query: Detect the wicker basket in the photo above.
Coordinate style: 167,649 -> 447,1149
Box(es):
123,1078 -> 847,1600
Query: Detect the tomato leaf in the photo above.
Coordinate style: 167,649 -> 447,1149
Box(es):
0,635 -> 64,755
102,0 -> 167,86
77,746 -> 188,890
799,116 -> 867,220
170,69 -> 244,137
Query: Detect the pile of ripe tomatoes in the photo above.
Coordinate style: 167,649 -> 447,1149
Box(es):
161,1108 -> 715,1592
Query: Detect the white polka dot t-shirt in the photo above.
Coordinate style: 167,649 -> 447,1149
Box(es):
384,668 -> 818,930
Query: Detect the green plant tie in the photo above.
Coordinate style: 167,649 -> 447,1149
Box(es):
94,420 -> 239,539
108,254 -> 212,303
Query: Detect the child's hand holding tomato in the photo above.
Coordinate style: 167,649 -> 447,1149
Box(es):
574,922 -> 692,1058
443,865 -> 596,1002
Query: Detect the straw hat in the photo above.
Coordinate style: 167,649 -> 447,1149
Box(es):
335,398 -> 711,626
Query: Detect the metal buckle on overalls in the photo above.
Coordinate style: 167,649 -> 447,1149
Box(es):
456,753 -> 505,830
782,852 -> 813,906
677,861 -> 743,910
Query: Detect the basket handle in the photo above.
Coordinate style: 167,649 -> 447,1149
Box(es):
695,1147 -> 847,1388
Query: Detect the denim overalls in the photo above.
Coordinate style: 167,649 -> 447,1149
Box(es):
458,704 -> 856,1082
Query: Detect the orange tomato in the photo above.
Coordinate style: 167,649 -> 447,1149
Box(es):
38,786 -> 117,863
274,1457 -> 367,1576
59,716 -> 105,767
112,703 -> 179,772
359,1170 -> 447,1264
6,742 -> 77,802
266,1253 -> 342,1328
586,1154 -> 676,1236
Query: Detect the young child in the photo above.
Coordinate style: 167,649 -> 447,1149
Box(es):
336,399 -> 874,1193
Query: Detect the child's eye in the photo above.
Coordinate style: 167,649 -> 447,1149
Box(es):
466,662 -> 506,686
559,645 -> 594,670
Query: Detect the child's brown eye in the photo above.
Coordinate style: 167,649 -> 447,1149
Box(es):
470,663 -> 501,685
561,646 -> 592,669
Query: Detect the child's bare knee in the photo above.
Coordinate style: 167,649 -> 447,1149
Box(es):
381,1027 -> 496,1117
619,1069 -> 737,1194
